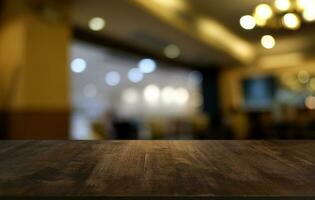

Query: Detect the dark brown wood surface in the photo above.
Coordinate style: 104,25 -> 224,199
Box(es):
0,140 -> 315,199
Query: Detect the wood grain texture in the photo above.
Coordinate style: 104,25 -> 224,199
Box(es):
0,140 -> 315,199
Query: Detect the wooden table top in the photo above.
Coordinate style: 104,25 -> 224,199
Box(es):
0,140 -> 315,199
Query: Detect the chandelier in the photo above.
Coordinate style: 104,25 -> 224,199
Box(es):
240,0 -> 315,31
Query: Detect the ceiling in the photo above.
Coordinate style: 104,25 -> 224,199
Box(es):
72,0 -> 315,67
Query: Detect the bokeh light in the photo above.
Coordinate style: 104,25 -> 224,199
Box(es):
275,0 -> 291,11
161,87 -> 176,104
71,58 -> 87,73
143,85 -> 160,104
174,88 -> 189,105
255,4 -> 273,20
282,13 -> 301,30
88,17 -> 106,31
303,9 -> 315,22
164,44 -> 180,59
305,96 -> 315,110
240,15 -> 256,30
105,71 -> 121,86
261,35 -> 276,49
128,68 -> 143,83
138,58 -> 156,74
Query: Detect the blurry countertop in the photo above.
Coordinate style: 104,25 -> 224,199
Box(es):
0,140 -> 315,199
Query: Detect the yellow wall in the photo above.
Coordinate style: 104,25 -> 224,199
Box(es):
0,1 -> 70,111
0,0 -> 71,139
0,17 -> 26,109
23,13 -> 70,110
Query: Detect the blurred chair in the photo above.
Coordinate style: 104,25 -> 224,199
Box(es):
113,120 -> 138,139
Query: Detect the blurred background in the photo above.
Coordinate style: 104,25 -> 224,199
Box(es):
1,0 -> 315,140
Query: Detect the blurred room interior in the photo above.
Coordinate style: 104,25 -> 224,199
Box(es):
1,0 -> 315,140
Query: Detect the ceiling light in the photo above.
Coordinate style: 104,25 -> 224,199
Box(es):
255,4 -> 273,20
261,35 -> 276,49
105,71 -> 120,86
275,0 -> 291,11
303,9 -> 315,22
138,58 -> 156,73
71,58 -> 86,73
89,17 -> 106,31
297,0 -> 307,10
282,13 -> 301,29
253,13 -> 267,26
128,68 -> 143,83
297,0 -> 315,10
240,15 -> 256,30
164,44 -> 180,59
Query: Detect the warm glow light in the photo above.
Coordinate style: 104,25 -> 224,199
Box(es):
138,58 -> 156,73
128,68 -> 143,83
89,17 -> 106,31
161,87 -> 176,104
297,0 -> 307,10
305,96 -> 315,110
240,15 -> 256,30
122,88 -> 138,104
164,44 -> 180,59
303,9 -> 315,22
297,71 -> 310,84
261,35 -> 276,49
161,87 -> 189,105
71,58 -> 86,73
151,0 -> 187,11
143,85 -> 160,104
297,0 -> 315,10
105,71 -> 120,86
174,88 -> 189,105
275,0 -> 291,11
282,13 -> 301,29
253,13 -> 267,26
255,4 -> 273,20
